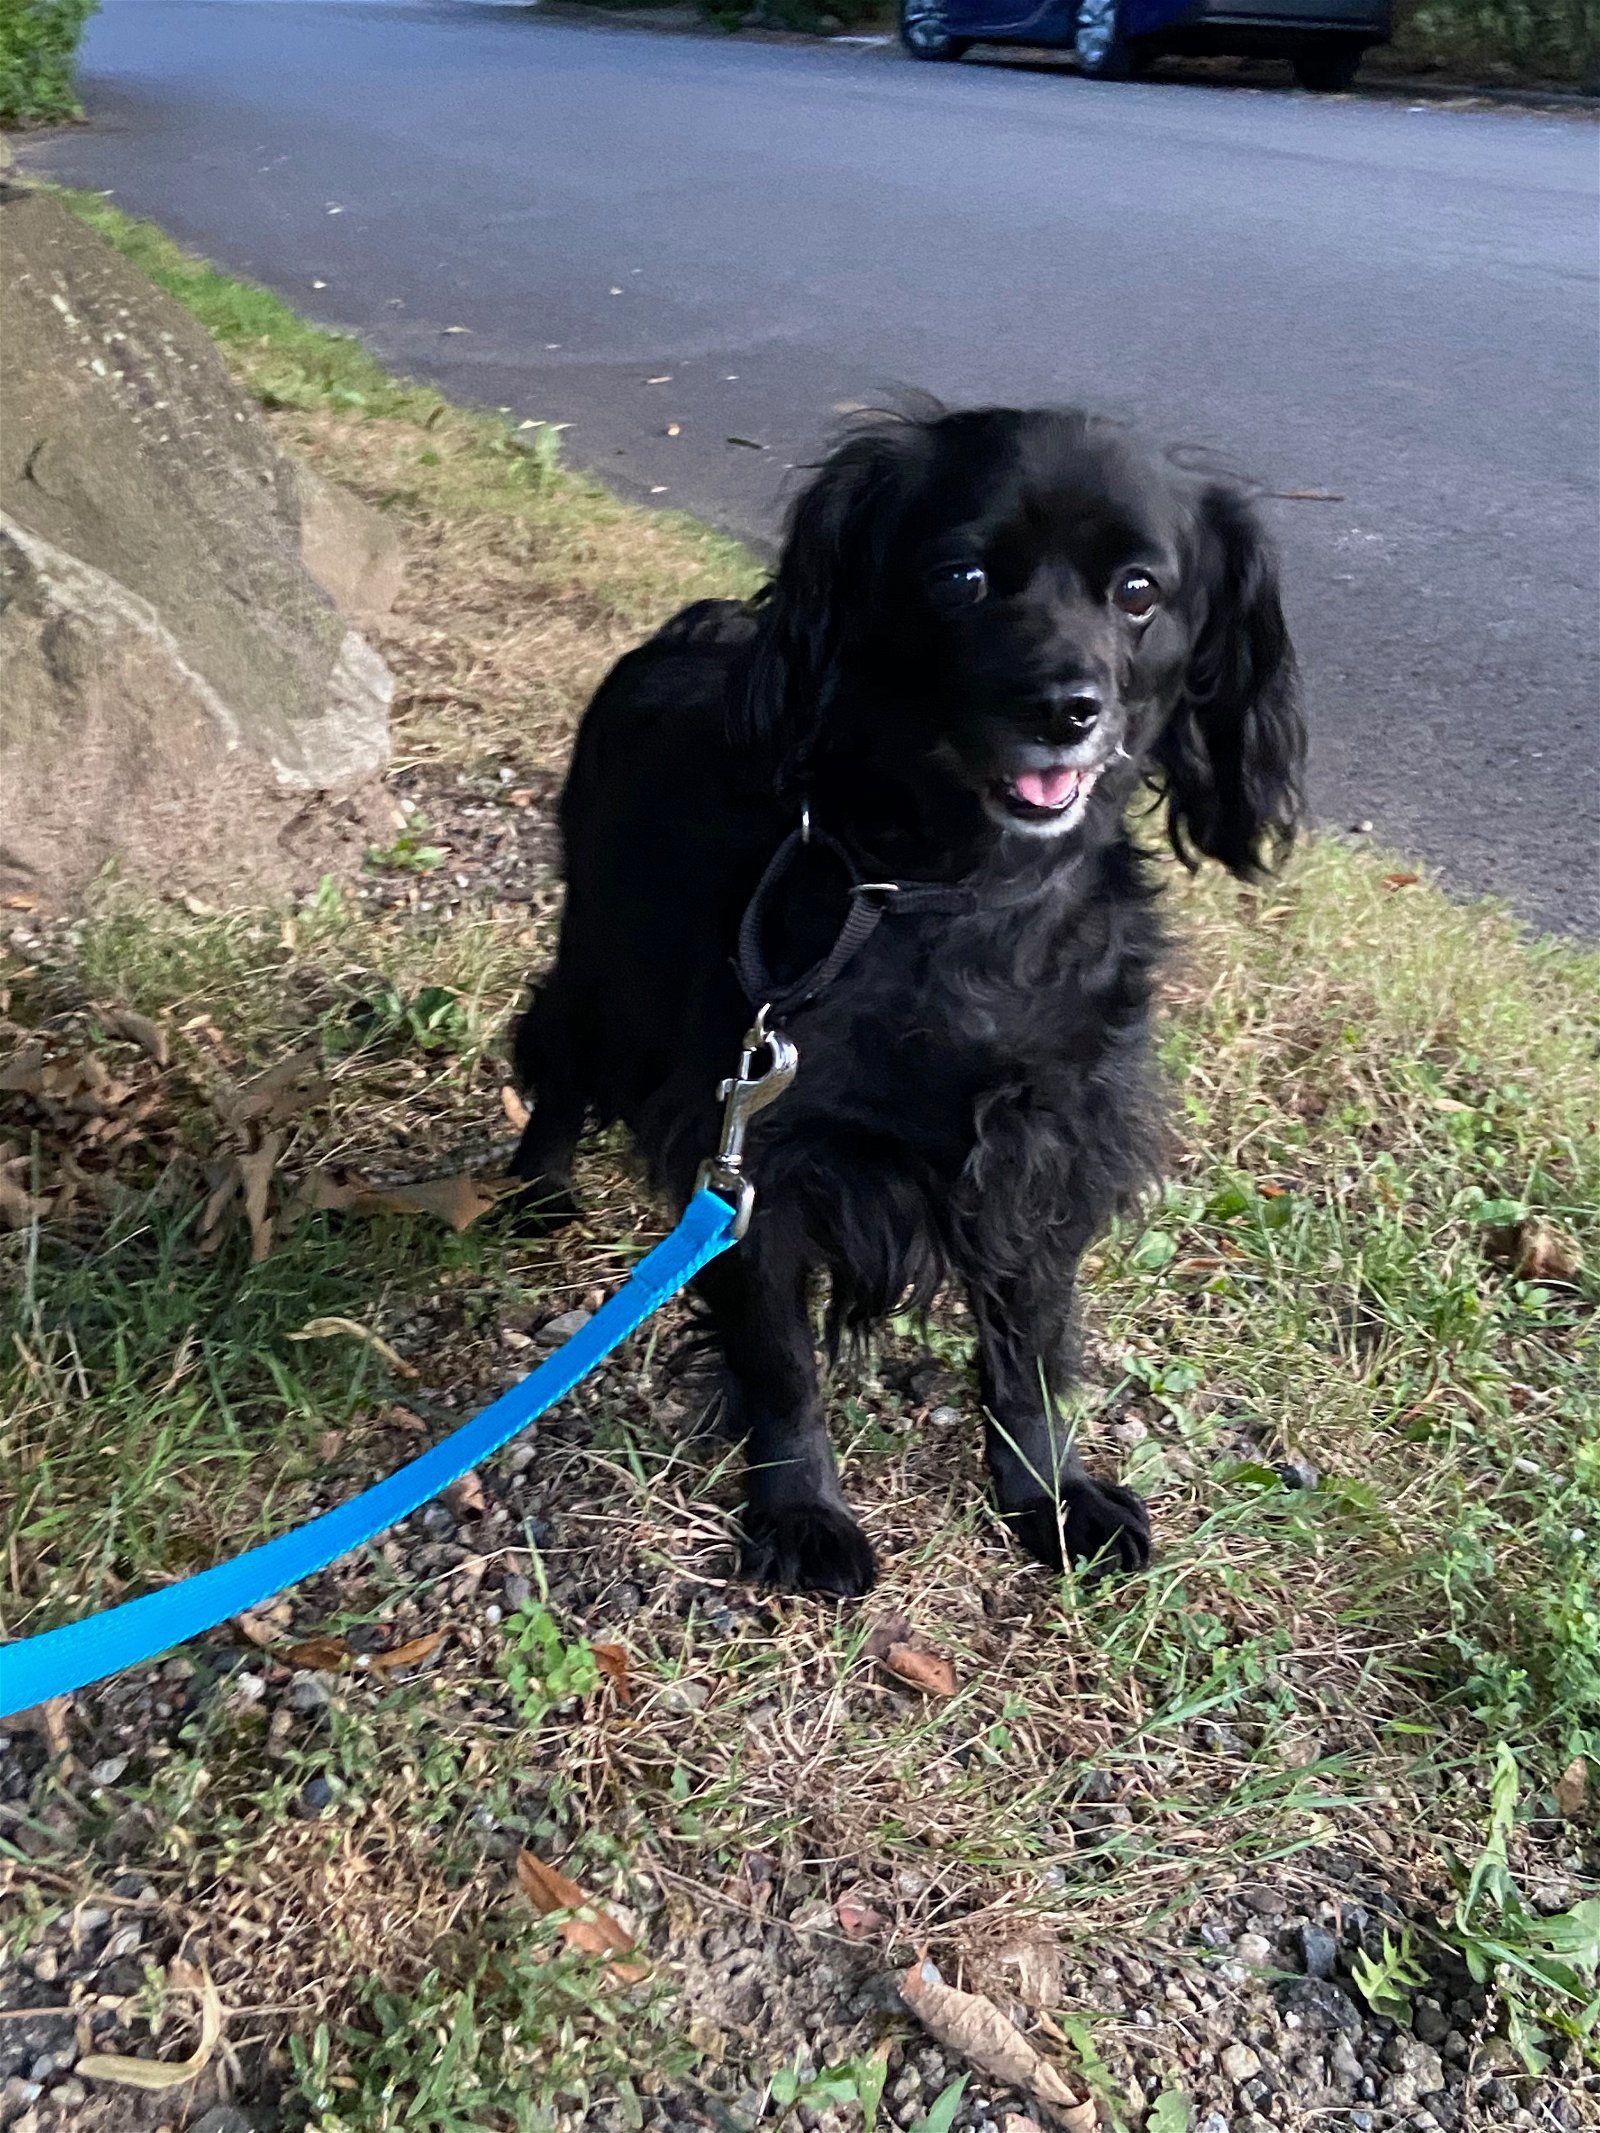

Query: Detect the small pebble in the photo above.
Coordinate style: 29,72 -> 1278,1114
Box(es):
1236,1931 -> 1273,1965
1301,1924 -> 1339,1978
502,1573 -> 534,1611
927,1405 -> 961,1428
538,1308 -> 592,1344
1221,2043 -> 1263,2085
88,1757 -> 128,1787
299,1775 -> 335,1815
287,1671 -> 332,1715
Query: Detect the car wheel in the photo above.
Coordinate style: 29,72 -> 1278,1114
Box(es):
900,0 -> 971,60
1292,39 -> 1364,90
1074,0 -> 1142,78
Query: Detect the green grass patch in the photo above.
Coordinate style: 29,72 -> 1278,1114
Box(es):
3,199 -> 1597,2120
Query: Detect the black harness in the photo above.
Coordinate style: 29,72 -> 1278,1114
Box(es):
734,814 -> 973,1023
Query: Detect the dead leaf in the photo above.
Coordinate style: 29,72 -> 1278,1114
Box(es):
280,1635 -> 351,1671
901,1960 -> 1092,2128
516,1850 -> 648,1980
0,1171 -> 48,1228
447,1472 -> 487,1519
371,1630 -> 447,1674
217,1044 -> 325,1130
286,1315 -> 418,1377
0,1041 -> 46,1095
500,1082 -> 531,1131
882,1642 -> 957,1698
1554,1756 -> 1589,1819
1257,1181 -> 1290,1199
234,1606 -> 291,1649
106,1010 -> 170,1068
507,788 -> 535,808
299,1165 -> 501,1233
591,1642 -> 632,1704
79,1962 -> 223,2091
236,1131 -> 283,1263
1484,1218 -> 1582,1284
1383,871 -> 1420,890
1,892 -> 40,910
835,1890 -> 886,1939
197,1162 -> 239,1252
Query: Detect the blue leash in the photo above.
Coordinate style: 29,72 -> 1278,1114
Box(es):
0,1188 -> 740,1721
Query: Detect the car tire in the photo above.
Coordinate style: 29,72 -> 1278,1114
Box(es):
1074,0 -> 1145,79
1292,39 -> 1364,90
900,0 -> 971,60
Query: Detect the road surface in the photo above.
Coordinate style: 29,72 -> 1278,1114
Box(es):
23,0 -> 1600,930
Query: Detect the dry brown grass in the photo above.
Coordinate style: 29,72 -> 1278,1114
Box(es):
2,197 -> 1596,2132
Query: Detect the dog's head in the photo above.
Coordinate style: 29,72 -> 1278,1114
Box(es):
738,407 -> 1304,876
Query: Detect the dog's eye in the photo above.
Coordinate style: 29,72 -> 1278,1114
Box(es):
1112,571 -> 1161,620
928,563 -> 988,611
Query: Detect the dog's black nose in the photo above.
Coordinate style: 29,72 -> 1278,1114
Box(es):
1031,683 -> 1104,739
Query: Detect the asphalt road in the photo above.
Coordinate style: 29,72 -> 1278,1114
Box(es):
24,0 -> 1600,930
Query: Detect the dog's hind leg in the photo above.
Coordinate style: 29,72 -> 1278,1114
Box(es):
966,1265 -> 1151,1577
504,978 -> 590,1232
695,1209 -> 876,1598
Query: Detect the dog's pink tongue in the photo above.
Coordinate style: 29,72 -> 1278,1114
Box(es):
1013,766 -> 1079,810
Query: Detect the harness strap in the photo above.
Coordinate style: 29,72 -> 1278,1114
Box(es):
736,822 -> 972,1021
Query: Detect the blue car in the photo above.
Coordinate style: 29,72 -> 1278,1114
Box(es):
900,0 -> 1393,90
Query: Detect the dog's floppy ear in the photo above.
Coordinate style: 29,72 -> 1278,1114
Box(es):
1153,483 -> 1304,876
733,426 -> 915,791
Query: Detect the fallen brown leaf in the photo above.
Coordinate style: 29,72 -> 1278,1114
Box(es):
79,1962 -> 223,2091
1484,1218 -> 1582,1285
286,1315 -> 418,1377
106,1010 -> 170,1068
515,1850 -> 648,1980
1383,871 -> 1420,890
882,1642 -> 957,1698
900,1960 -> 1092,2129
447,1471 -> 487,1519
235,1606 -> 291,1649
236,1131 -> 284,1263
0,1170 -> 48,1229
281,1635 -> 351,1671
1554,1755 -> 1589,1820
591,1642 -> 632,1704
217,1044 -> 325,1130
1,892 -> 40,911
500,1082 -> 531,1131
0,1042 -> 47,1095
371,1630 -> 447,1674
299,1165 -> 501,1233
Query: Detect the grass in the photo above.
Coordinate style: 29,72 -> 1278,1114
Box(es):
1,200 -> 1597,2129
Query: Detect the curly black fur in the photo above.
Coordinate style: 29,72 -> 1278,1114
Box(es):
509,407 -> 1303,1596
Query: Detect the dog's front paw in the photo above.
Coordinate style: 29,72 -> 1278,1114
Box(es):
498,1175 -> 582,1237
1003,1477 -> 1151,1577
741,1503 -> 877,1598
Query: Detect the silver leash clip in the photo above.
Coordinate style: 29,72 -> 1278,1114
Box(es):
694,1005 -> 799,1239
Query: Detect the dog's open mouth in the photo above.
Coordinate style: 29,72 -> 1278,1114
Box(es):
998,764 -> 1100,823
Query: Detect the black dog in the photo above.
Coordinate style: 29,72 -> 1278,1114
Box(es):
510,407 -> 1303,1597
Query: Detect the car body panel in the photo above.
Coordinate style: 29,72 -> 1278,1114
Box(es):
941,0 -> 1390,44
